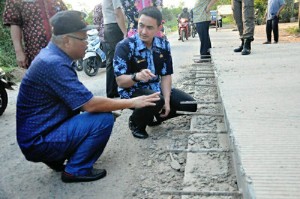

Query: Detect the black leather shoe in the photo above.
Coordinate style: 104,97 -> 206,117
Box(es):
61,169 -> 107,183
132,129 -> 149,139
233,45 -> 243,52
129,116 -> 148,139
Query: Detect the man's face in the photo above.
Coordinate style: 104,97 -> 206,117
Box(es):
66,31 -> 88,59
138,14 -> 161,46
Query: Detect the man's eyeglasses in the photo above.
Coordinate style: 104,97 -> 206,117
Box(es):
66,34 -> 88,42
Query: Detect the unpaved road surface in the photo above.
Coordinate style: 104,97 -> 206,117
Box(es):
1,23 -> 299,199
0,31 -> 199,199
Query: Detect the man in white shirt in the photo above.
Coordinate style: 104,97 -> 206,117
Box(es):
102,0 -> 127,98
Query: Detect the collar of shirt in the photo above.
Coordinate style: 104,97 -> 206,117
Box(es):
46,41 -> 74,67
134,34 -> 165,52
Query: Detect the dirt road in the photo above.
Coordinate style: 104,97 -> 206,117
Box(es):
1,22 -> 298,199
0,31 -> 200,199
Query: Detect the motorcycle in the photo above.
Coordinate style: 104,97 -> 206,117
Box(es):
190,21 -> 197,38
178,18 -> 189,42
82,29 -> 106,76
75,58 -> 83,71
0,68 -> 15,116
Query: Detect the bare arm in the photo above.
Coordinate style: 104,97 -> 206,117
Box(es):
160,75 -> 172,118
114,7 -> 127,38
116,69 -> 156,88
82,93 -> 160,113
276,4 -> 285,17
206,0 -> 218,13
10,25 -> 28,68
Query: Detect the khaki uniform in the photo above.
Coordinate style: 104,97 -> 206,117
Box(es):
232,0 -> 255,40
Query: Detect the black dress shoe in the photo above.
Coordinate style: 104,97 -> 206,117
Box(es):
129,116 -> 148,139
61,169 -> 107,183
132,129 -> 149,139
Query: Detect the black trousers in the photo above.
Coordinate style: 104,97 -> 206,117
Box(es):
130,88 -> 197,130
195,21 -> 211,59
266,16 -> 279,42
104,23 -> 124,98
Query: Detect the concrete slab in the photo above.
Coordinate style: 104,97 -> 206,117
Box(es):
211,29 -> 300,198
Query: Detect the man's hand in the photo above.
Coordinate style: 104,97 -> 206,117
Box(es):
132,92 -> 160,108
136,69 -> 156,82
160,103 -> 170,118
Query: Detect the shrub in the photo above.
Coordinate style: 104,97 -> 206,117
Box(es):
0,0 -> 17,70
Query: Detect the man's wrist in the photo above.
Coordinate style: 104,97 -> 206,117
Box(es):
131,72 -> 140,82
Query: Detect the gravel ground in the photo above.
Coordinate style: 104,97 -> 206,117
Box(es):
1,22 -> 299,199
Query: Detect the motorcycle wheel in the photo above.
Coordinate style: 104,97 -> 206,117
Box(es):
181,29 -> 185,42
83,56 -> 100,77
192,27 -> 196,38
0,86 -> 8,116
75,59 -> 83,71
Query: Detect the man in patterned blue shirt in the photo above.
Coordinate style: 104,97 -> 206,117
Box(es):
16,10 -> 160,183
114,7 -> 197,139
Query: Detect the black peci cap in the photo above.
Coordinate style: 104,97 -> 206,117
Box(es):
50,10 -> 98,35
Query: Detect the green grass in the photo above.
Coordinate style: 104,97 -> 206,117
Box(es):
286,26 -> 300,35
221,15 -> 234,24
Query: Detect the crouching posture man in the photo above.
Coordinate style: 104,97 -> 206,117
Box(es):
16,10 -> 160,183
114,7 -> 197,139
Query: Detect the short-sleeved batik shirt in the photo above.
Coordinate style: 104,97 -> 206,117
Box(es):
3,0 -> 67,66
17,42 -> 93,151
192,0 -> 211,23
113,34 -> 173,99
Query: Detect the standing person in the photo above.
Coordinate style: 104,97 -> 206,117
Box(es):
232,0 -> 255,55
93,3 -> 105,40
114,6 -> 197,139
178,7 -> 191,40
16,10 -> 160,183
2,0 -> 67,68
102,0 -> 127,98
263,0 -> 286,44
121,0 -> 163,37
193,0 -> 218,63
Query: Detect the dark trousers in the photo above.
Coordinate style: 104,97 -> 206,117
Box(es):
130,88 -> 197,130
24,112 -> 114,176
266,16 -> 279,42
104,23 -> 124,98
196,21 -> 211,59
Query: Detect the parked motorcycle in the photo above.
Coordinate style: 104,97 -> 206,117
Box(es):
178,18 -> 189,42
75,58 -> 83,71
0,68 -> 15,116
82,29 -> 106,76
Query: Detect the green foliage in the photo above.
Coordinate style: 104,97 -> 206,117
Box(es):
0,0 -> 17,70
286,26 -> 300,34
162,7 -> 183,31
254,0 -> 267,20
222,15 -> 234,24
210,0 -> 231,10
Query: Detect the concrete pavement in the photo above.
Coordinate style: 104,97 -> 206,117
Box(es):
211,28 -> 300,198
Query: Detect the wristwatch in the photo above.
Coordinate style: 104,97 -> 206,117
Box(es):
131,73 -> 140,82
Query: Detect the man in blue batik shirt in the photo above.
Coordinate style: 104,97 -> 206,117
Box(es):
114,6 -> 197,139
16,10 -> 160,183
